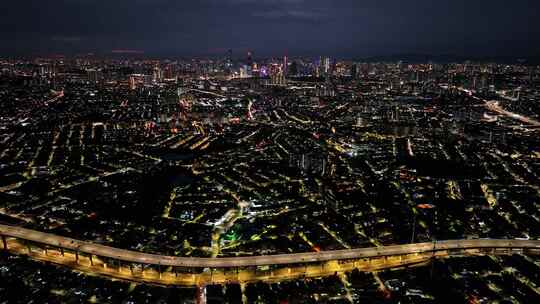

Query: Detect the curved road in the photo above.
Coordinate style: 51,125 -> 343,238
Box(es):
2,224 -> 539,268
485,100 -> 540,127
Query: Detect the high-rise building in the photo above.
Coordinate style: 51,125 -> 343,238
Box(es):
163,65 -> 176,80
323,57 -> 331,76
240,65 -> 250,78
143,75 -> 153,86
271,72 -> 286,86
316,56 -> 322,77
289,61 -> 298,77
152,66 -> 163,83
227,49 -> 233,66
87,69 -> 102,83
247,51 -> 253,67
38,65 -> 47,77
129,75 -> 137,90
283,56 -> 288,77
350,63 -> 358,79
226,49 -> 233,74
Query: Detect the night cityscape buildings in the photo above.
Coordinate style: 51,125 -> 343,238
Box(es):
1,1 -> 540,303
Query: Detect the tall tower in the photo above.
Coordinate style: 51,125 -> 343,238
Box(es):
323,57 -> 331,76
246,51 -> 254,77
283,56 -> 288,77
247,51 -> 253,67
227,49 -> 233,65
226,49 -> 233,73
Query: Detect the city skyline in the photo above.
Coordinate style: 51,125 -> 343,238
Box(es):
0,1 -> 539,303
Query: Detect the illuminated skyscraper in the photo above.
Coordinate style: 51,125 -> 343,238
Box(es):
240,65 -> 250,78
323,57 -> 331,76
163,65 -> 176,80
129,75 -> 137,90
152,66 -> 163,83
87,69 -> 103,83
226,49 -> 233,74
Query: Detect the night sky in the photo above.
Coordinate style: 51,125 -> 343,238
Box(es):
1,0 -> 539,58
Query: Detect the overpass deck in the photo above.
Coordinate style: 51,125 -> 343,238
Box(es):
1,224 -> 539,268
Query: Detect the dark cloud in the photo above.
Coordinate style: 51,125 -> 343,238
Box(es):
0,0 -> 539,58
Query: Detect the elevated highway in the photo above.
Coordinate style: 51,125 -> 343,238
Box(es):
485,100 -> 540,127
1,224 -> 539,285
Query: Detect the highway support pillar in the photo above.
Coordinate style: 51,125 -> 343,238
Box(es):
89,254 -> 93,266
1,235 -> 7,250
130,264 -> 134,275
75,251 -> 79,264
158,264 -> 162,279
60,248 -> 64,256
